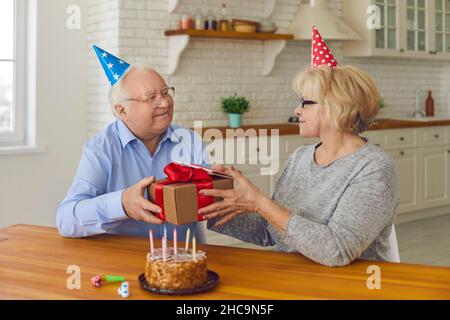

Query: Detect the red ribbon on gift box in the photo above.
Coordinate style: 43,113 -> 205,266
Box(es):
153,163 -> 215,221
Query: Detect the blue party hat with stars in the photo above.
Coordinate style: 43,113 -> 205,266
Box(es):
92,45 -> 131,86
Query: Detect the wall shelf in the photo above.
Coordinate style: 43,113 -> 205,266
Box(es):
165,29 -> 293,75
165,29 -> 292,40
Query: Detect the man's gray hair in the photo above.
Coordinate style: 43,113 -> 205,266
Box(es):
108,65 -> 159,118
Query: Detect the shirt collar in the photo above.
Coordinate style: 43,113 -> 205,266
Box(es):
159,124 -> 182,144
117,120 -> 181,149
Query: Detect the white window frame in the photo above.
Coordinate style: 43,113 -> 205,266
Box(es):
0,0 -> 36,149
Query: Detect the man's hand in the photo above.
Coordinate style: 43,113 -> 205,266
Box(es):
122,177 -> 164,225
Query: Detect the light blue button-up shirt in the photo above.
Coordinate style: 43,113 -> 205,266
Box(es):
56,120 -> 209,242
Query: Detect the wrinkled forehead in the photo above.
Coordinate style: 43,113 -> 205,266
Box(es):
122,68 -> 167,97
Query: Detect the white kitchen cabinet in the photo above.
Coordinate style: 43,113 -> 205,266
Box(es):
421,145 -> 450,208
363,129 -> 386,146
432,0 -> 450,56
384,128 -> 419,148
343,0 -> 450,60
363,127 -> 419,150
343,0 -> 402,57
387,148 -> 422,213
448,144 -> 450,205
404,0 -> 429,55
421,126 -> 449,145
378,126 -> 450,214
371,126 -> 450,215
403,0 -> 450,59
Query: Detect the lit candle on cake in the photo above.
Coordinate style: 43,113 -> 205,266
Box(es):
162,235 -> 167,262
149,229 -> 154,255
163,224 -> 167,243
185,228 -> 190,252
192,236 -> 196,261
174,228 -> 177,255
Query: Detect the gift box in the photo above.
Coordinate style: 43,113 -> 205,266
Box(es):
148,162 -> 234,225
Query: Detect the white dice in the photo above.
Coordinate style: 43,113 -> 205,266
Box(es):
117,281 -> 129,298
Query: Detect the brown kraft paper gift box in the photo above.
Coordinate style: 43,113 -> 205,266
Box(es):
148,175 -> 234,225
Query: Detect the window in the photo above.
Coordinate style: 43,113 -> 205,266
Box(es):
0,0 -> 27,146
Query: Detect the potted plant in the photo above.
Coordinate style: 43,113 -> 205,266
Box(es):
221,94 -> 250,128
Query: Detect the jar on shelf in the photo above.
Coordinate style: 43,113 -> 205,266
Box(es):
219,19 -> 230,31
179,8 -> 193,30
194,10 -> 205,30
205,10 -> 218,30
219,2 -> 230,31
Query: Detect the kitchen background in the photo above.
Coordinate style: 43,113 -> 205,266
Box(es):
87,0 -> 450,136
0,0 -> 449,267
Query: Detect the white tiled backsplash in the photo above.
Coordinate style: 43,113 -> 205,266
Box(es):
87,0 -> 450,137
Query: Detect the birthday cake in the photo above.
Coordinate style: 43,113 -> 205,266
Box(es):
145,248 -> 208,290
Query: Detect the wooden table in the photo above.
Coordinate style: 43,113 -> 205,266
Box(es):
1,225 -> 449,300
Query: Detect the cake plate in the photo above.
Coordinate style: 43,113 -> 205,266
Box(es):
138,270 -> 219,296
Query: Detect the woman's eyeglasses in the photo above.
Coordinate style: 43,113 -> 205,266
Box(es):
298,97 -> 317,109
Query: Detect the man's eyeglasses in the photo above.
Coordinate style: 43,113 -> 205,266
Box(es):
125,86 -> 175,108
298,97 -> 317,109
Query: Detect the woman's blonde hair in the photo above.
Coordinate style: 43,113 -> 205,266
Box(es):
292,65 -> 381,134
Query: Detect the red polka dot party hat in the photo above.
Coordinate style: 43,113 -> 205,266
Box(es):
311,26 -> 338,68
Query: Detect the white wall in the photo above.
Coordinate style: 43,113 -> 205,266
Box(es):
86,0 -> 450,136
0,0 -> 88,228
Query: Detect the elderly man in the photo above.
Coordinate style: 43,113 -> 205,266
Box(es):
57,46 -> 208,241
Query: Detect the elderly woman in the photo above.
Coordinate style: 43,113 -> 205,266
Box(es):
202,62 -> 400,267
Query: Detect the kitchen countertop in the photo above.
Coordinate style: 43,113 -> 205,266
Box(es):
1,224 -> 449,299
198,118 -> 450,137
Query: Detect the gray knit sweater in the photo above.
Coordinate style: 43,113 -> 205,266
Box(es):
208,140 -> 400,267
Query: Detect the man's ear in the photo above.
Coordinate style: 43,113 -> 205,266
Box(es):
114,103 -> 127,121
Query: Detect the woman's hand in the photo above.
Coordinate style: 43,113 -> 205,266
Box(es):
199,166 -> 267,227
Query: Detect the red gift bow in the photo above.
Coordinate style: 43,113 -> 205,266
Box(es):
153,163 -> 215,222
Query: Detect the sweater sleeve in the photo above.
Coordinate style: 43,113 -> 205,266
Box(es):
207,213 -> 276,247
281,160 -> 399,267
